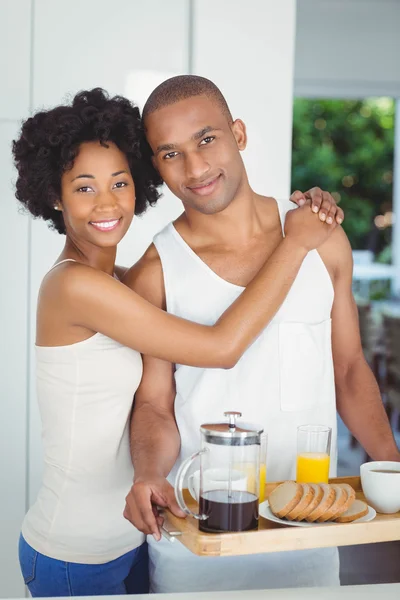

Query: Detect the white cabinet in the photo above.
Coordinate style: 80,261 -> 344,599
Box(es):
0,1 -> 31,119
193,0 -> 296,199
0,122 -> 29,599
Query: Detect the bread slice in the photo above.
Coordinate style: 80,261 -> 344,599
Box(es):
285,484 -> 315,521
338,483 -> 356,506
268,481 -> 303,519
306,483 -> 335,522
329,483 -> 357,520
295,484 -> 323,521
317,484 -> 348,522
335,499 -> 368,523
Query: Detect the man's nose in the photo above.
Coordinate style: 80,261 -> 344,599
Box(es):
185,151 -> 210,182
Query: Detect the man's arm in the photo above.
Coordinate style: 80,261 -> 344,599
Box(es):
320,229 -> 400,461
122,246 -> 185,540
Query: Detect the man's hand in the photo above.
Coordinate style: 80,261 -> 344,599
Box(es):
124,476 -> 186,541
290,187 -> 344,225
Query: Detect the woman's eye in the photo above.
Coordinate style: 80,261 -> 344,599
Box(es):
77,186 -> 93,193
200,136 -> 215,145
163,152 -> 179,160
113,181 -> 128,189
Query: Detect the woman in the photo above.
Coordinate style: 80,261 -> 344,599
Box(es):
13,88 -> 337,597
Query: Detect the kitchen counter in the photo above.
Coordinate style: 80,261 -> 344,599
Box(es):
5,583 -> 400,599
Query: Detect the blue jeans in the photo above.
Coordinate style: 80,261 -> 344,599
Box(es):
19,534 -> 149,597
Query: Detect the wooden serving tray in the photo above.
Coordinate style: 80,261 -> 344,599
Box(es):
162,476 -> 400,557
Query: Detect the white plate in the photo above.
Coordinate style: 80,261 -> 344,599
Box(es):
259,501 -> 376,527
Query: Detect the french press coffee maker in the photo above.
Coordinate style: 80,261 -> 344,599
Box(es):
175,411 -> 264,533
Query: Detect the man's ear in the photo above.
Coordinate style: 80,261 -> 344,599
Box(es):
231,119 -> 247,151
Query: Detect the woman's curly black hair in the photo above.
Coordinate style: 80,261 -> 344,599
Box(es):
12,88 -> 163,234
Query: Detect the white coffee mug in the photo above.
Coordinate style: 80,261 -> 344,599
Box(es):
188,468 -> 248,502
360,460 -> 400,514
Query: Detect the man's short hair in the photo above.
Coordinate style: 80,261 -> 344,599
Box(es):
142,75 -> 233,125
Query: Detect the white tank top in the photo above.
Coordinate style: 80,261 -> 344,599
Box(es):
148,200 -> 339,594
153,199 -> 338,483
22,260 -> 144,563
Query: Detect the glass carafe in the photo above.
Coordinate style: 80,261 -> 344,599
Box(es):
175,411 -> 263,532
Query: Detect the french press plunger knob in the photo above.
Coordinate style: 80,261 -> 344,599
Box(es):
224,411 -> 242,429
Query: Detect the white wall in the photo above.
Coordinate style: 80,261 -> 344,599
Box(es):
0,123 -> 30,600
193,0 -> 296,200
295,0 -> 400,98
0,1 -> 32,597
0,1 -> 296,596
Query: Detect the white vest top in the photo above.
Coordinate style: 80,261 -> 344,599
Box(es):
22,260 -> 144,564
154,199 -> 338,484
147,199 -> 340,594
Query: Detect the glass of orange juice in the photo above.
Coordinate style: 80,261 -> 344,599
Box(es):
296,425 -> 331,484
259,433 -> 268,503
234,434 -> 268,503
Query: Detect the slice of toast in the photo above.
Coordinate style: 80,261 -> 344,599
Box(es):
317,484 -> 348,522
335,499 -> 368,523
295,483 -> 323,521
268,481 -> 303,519
285,484 -> 315,521
338,483 -> 356,506
328,483 -> 357,521
306,483 -> 335,522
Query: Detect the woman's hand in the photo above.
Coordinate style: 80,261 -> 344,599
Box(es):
290,187 -> 344,225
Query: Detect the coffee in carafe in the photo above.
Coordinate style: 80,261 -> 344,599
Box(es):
199,489 -> 258,532
175,411 -> 264,533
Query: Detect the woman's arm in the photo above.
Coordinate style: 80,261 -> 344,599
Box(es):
61,202 -> 336,368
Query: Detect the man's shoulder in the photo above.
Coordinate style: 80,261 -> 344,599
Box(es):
257,194 -> 278,206
122,244 -> 165,308
257,195 -> 295,219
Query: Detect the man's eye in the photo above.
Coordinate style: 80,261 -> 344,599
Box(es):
200,136 -> 215,145
113,181 -> 128,189
164,152 -> 179,160
77,186 -> 93,193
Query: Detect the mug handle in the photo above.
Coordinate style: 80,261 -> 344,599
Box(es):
174,449 -> 208,520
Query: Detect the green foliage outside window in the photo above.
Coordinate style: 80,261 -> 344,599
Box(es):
291,98 -> 395,262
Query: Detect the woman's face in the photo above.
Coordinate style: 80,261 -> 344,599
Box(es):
59,141 -> 136,248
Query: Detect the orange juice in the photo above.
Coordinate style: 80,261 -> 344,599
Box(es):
296,452 -> 330,483
238,463 -> 257,490
259,464 -> 267,503
234,463 -> 267,503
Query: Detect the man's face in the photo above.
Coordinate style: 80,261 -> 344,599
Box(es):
145,95 -> 247,215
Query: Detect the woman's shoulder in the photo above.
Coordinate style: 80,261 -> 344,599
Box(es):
40,260 -> 115,303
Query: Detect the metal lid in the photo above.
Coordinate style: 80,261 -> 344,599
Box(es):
200,411 -> 264,446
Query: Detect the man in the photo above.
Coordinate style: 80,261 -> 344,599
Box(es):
123,76 -> 399,593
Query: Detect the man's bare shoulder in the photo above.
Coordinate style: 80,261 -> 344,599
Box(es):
122,244 -> 165,308
257,194 -> 278,207
254,195 -> 286,231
